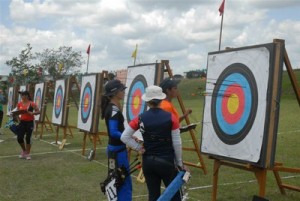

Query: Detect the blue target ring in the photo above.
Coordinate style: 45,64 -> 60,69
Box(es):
211,63 -> 258,145
54,85 -> 63,119
81,82 -> 92,123
126,75 -> 147,122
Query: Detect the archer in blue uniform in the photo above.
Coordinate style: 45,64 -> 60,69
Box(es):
101,79 -> 132,201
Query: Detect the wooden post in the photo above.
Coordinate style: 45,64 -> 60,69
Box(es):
211,159 -> 221,201
161,60 -> 207,174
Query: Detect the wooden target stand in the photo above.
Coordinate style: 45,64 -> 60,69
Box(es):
81,71 -> 109,159
210,39 -> 300,201
161,60 -> 207,174
54,76 -> 80,150
34,81 -> 54,138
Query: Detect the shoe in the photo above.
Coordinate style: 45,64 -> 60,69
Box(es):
19,151 -> 26,159
26,155 -> 31,160
4,118 -> 15,128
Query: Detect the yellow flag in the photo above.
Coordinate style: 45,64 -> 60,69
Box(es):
23,69 -> 28,76
131,44 -> 138,58
58,63 -> 64,73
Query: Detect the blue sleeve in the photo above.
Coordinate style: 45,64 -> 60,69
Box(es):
108,119 -> 122,139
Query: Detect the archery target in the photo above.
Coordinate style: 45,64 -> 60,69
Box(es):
34,83 -> 45,121
126,75 -> 147,122
123,64 -> 158,140
81,83 -> 92,123
52,80 -> 65,125
201,46 -> 270,163
77,75 -> 97,131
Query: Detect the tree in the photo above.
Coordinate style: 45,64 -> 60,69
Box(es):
35,46 -> 84,80
5,43 -> 41,85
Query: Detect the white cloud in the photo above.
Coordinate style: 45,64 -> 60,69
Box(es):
1,0 -> 300,76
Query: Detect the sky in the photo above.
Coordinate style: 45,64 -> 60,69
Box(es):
0,0 -> 300,76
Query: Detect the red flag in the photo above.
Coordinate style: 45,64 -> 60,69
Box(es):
86,44 -> 91,54
219,0 -> 225,16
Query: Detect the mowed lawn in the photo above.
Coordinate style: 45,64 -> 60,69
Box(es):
0,90 -> 300,200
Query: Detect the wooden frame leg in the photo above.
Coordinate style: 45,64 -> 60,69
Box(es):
82,132 -> 87,156
254,169 -> 267,197
40,122 -> 44,139
212,160 -> 221,201
55,126 -> 59,144
92,134 -> 98,160
273,170 -> 286,195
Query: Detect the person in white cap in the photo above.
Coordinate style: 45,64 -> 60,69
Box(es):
121,85 -> 184,201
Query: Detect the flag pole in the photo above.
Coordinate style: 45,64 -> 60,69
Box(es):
86,54 -> 90,73
218,13 -> 224,51
218,0 -> 225,51
133,55 -> 136,66
86,44 -> 91,73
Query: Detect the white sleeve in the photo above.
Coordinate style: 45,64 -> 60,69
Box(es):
121,126 -> 142,151
171,128 -> 183,167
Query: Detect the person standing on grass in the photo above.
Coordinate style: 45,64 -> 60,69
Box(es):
159,78 -> 192,123
100,79 -> 132,201
0,89 -> 5,135
121,85 -> 186,201
16,91 -> 40,160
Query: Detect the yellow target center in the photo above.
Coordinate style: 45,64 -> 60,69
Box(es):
133,96 -> 140,109
227,94 -> 239,114
84,97 -> 89,107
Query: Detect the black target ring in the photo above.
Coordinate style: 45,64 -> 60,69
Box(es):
211,63 -> 258,145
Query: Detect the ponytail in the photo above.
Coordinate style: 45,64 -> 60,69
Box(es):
100,95 -> 110,119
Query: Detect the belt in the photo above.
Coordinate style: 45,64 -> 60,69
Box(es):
144,155 -> 175,167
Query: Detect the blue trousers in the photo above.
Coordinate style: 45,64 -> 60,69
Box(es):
107,145 -> 132,201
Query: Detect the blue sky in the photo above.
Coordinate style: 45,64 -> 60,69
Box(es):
0,0 -> 300,76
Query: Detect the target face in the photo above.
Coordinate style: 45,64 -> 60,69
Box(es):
52,79 -> 66,125
34,83 -> 45,121
77,74 -> 99,132
211,64 -> 258,145
123,64 -> 160,141
126,75 -> 147,122
35,88 -> 42,110
80,82 -> 92,123
201,46 -> 272,164
54,85 -> 63,118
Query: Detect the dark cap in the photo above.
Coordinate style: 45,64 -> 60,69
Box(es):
18,90 -> 30,96
104,79 -> 126,96
159,78 -> 181,93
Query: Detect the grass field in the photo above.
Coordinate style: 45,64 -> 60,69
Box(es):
0,74 -> 300,201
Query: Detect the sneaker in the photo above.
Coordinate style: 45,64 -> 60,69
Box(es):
26,155 -> 31,160
19,151 -> 26,159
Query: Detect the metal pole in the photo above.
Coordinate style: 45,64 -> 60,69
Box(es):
218,13 -> 224,51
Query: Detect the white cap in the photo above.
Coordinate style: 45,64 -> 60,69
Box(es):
141,85 -> 166,102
